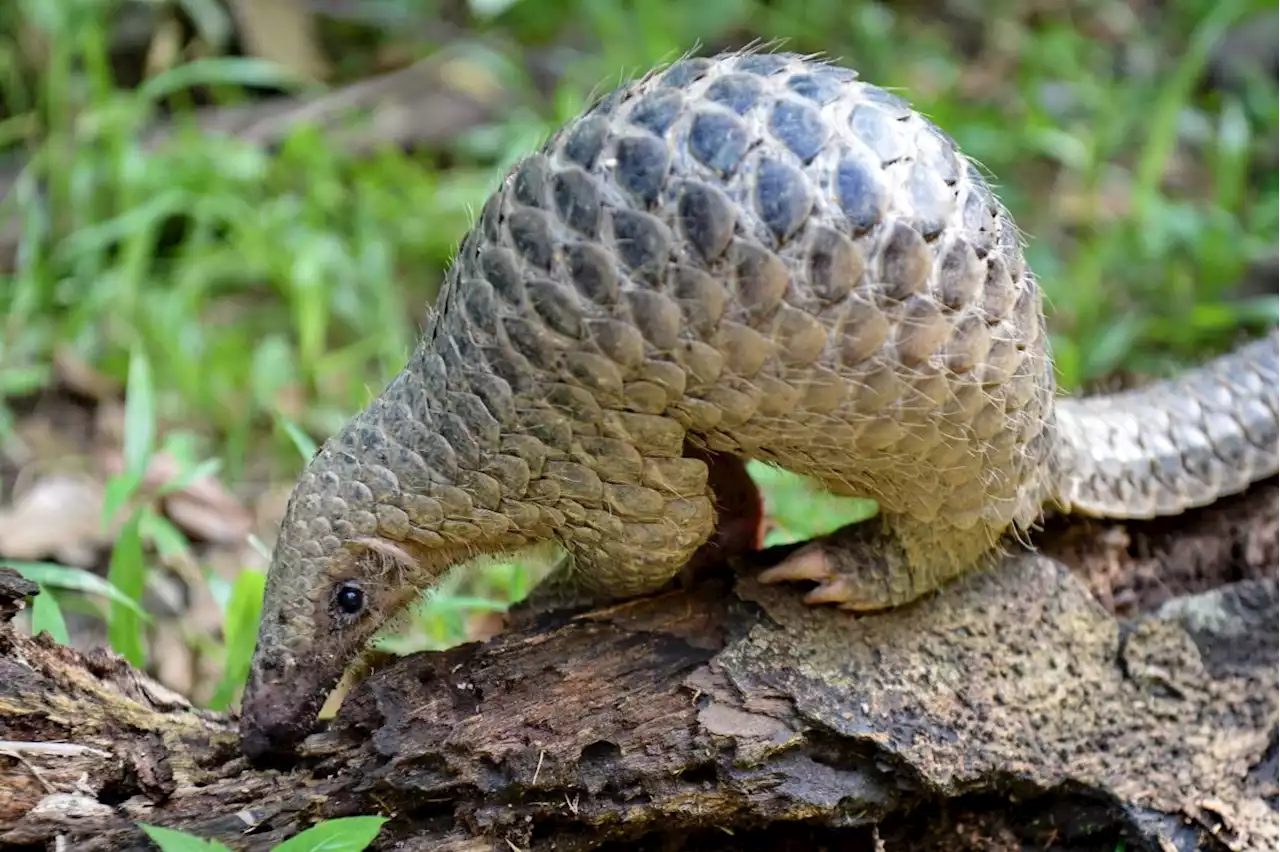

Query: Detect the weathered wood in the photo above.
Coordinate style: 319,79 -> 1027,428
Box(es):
0,481 -> 1276,852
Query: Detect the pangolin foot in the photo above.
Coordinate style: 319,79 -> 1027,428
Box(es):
754,523 -> 918,613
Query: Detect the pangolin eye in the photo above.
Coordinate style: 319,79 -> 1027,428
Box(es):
333,582 -> 365,616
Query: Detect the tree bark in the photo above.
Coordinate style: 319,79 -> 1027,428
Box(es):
1,481 -> 1276,852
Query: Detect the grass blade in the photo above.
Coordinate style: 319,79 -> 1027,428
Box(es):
136,57 -> 316,103
107,513 -> 148,667
123,346 -> 157,482
276,413 -> 319,461
5,560 -> 150,618
1132,0 -> 1253,210
207,568 -> 266,711
137,824 -> 232,852
30,585 -> 70,644
272,816 -> 388,852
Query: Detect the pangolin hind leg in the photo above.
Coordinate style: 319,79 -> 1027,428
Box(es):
752,518 -> 958,612
719,458 -> 1011,612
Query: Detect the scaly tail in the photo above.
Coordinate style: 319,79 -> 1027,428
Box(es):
1052,330 -> 1278,519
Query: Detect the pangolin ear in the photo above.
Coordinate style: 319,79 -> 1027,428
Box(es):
348,537 -> 420,573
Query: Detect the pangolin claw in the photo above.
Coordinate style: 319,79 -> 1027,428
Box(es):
802,577 -> 863,606
757,547 -> 834,585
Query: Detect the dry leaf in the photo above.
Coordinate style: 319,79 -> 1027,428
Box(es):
228,0 -> 331,81
0,474 -> 111,567
97,449 -> 254,545
52,347 -> 120,402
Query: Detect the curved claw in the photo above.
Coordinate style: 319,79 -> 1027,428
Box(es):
757,547 -> 834,584
802,577 -> 861,605
756,541 -> 895,612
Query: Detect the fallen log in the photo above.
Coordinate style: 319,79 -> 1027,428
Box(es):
0,480 -> 1276,851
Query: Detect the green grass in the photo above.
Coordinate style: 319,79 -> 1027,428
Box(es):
139,815 -> 387,852
0,0 -> 1275,706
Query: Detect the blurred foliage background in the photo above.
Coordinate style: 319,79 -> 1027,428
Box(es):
0,0 -> 1275,709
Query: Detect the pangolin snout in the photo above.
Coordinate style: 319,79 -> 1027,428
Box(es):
239,654 -> 333,762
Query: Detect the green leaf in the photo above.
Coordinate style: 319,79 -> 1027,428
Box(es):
746,462 -> 877,545
289,240 -> 337,370
31,585 -> 70,644
140,509 -> 194,562
156,457 -> 224,498
251,336 -> 299,410
207,569 -> 266,711
427,595 -> 512,614
1049,333 -> 1083,391
1212,96 -> 1250,214
1081,316 -> 1146,380
53,190 -> 192,266
1132,0 -> 1254,213
174,0 -> 235,50
138,823 -> 232,852
135,57 -> 316,103
0,364 -> 51,396
5,560 -> 150,619
102,347 -> 158,528
107,513 -> 148,667
276,414 -> 319,461
272,816 -> 389,852
123,346 -> 157,483
102,469 -> 143,532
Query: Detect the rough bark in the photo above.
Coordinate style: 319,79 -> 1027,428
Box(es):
0,480 -> 1276,852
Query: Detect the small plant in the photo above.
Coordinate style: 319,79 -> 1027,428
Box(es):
139,816 -> 388,852
748,462 -> 879,547
206,565 -> 266,711
5,345 -> 243,694
5,560 -> 149,645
